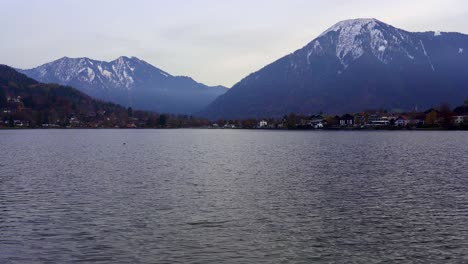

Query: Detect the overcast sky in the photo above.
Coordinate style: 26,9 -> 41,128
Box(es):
1,0 -> 468,87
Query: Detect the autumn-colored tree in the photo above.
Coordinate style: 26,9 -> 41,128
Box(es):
364,112 -> 370,125
241,119 -> 257,129
286,113 -> 298,129
216,119 -> 226,127
425,110 -> 438,126
439,103 -> 454,128
324,115 -> 337,127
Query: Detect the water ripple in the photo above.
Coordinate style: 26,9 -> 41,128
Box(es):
0,130 -> 467,263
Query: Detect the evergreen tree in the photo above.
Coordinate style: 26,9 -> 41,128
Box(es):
8,115 -> 14,127
0,89 -> 6,107
439,103 -> 454,128
159,114 -> 168,127
127,107 -> 133,117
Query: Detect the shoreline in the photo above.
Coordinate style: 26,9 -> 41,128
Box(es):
1,127 -> 467,131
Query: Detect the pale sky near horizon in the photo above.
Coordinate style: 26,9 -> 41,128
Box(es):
1,0 -> 468,87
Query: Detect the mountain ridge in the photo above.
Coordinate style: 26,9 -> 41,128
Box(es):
199,18 -> 468,119
19,56 -> 228,114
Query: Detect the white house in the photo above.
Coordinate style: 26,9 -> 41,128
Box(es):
339,114 -> 354,126
259,120 -> 268,128
394,116 -> 409,126
454,115 -> 466,125
368,115 -> 390,126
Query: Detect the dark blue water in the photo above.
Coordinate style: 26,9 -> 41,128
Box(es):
1,130 -> 468,263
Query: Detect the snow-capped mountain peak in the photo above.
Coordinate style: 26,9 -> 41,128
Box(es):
200,18 -> 468,119
319,18 -> 381,37
315,18 -> 418,67
19,56 -> 228,114
21,56 -> 174,91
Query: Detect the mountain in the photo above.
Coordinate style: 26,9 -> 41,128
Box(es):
0,65 -> 210,128
0,64 -> 130,125
200,18 -> 468,119
19,56 -> 227,114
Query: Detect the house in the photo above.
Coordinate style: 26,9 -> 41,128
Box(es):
7,96 -> 22,103
309,115 -> 324,127
69,117 -> 80,126
407,112 -> 426,126
258,120 -> 268,128
299,119 -> 309,127
453,104 -> 468,125
339,114 -> 354,126
454,115 -> 466,125
223,123 -> 236,129
394,116 -> 409,127
13,120 -> 23,127
368,114 -> 390,126
353,114 -> 366,126
315,122 -> 324,129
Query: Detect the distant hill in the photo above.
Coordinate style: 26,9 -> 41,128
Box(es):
200,18 -> 468,119
0,64 -> 131,126
19,56 -> 228,114
0,65 -> 211,128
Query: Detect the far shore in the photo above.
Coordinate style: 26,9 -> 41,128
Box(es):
1,127 -> 467,131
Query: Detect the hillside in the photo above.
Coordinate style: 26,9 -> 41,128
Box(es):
200,18 -> 468,119
0,65 -> 209,128
19,56 -> 227,114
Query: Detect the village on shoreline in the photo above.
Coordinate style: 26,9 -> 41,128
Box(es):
209,103 -> 468,131
2,99 -> 467,130
0,92 -> 468,130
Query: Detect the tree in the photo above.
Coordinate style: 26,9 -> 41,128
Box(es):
216,119 -> 226,127
42,113 -> 50,125
241,119 -> 257,129
324,115 -> 337,127
425,110 -> 438,126
8,115 -> 14,127
364,112 -> 370,124
127,107 -> 133,117
159,114 -> 168,128
22,96 -> 34,109
146,115 -> 158,127
286,113 -> 298,129
0,89 -> 6,107
439,103 -> 454,128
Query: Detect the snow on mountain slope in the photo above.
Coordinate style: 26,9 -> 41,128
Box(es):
19,56 -> 227,114
22,56 -> 171,90
200,18 -> 468,119
312,18 -> 423,67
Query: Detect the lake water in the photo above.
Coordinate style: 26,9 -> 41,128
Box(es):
1,129 -> 468,263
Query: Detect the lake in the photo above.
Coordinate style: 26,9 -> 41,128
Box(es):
1,129 -> 468,263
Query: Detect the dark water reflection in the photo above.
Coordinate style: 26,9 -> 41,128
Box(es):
1,130 -> 467,263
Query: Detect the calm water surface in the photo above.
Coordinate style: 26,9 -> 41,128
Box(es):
1,129 -> 468,263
